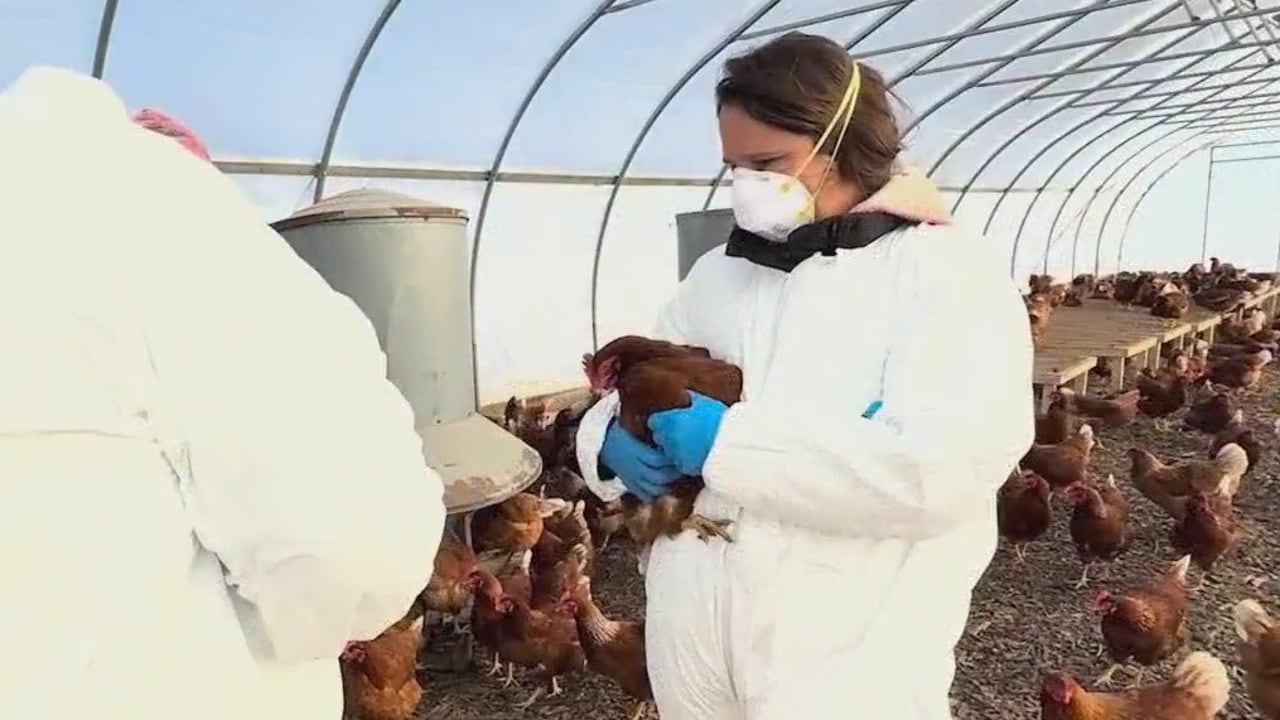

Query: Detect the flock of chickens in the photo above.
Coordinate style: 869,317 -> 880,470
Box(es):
1010,260 -> 1280,718
338,336 -> 745,720
336,258 -> 1280,720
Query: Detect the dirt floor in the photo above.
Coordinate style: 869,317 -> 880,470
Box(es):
415,364 -> 1280,720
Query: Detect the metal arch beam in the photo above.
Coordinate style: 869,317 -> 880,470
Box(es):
463,0 -> 614,405
738,0 -> 904,43
961,9 -> 1268,236
1031,66 -> 1276,99
992,47 -> 1268,277
701,0 -> 1036,210
901,0 -> 1117,139
701,0 -> 916,210
1100,88 -> 1280,112
970,24 -> 1225,248
934,0 -> 1183,208
91,0 -> 120,78
589,0 -> 784,350
312,0 -> 404,202
1015,53 -> 1273,276
1108,139 -> 1221,269
974,37 -> 1280,86
702,0 -> 1126,210
1060,60 -> 1280,262
912,4 -> 1278,76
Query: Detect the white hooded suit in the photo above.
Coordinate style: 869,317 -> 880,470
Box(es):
577,200 -> 1034,718
0,68 -> 443,719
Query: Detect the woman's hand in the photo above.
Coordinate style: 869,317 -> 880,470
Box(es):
599,420 -> 683,501
648,392 -> 728,476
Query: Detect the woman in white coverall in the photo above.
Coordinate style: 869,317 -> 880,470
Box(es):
576,33 -> 1034,719
0,67 -> 443,720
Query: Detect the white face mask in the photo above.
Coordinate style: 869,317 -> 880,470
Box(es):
729,61 -> 863,243
730,167 -> 815,242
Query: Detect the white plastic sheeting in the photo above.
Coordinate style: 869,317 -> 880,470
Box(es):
8,0 -> 1280,397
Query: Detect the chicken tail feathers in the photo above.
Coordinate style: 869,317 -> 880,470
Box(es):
1168,651 -> 1230,713
1234,599 -> 1275,643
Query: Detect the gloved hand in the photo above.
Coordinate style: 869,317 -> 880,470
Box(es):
599,420 -> 683,502
648,391 -> 728,477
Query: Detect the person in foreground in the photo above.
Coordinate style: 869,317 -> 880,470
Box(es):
0,67 -> 443,719
575,32 -> 1034,719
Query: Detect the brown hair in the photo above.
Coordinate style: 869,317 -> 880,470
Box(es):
715,32 -> 902,195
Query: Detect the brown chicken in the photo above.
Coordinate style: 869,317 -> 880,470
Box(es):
541,465 -> 588,502
340,616 -> 425,720
1151,287 -> 1190,319
1037,399 -> 1082,445
1209,340 -> 1277,359
997,470 -> 1052,563
1113,272 -> 1141,304
584,335 -> 742,544
1055,387 -> 1139,429
583,495 -> 626,551
1027,293 -> 1057,347
1021,424 -> 1095,489
1184,385 -> 1239,434
557,576 -> 652,720
1172,487 -> 1238,576
1136,373 -> 1192,421
1233,599 -> 1280,719
1206,349 -> 1272,389
493,590 -> 586,707
469,570 -> 517,681
1091,556 -> 1191,686
1039,651 -> 1230,720
418,532 -> 478,628
469,492 -> 562,558
530,541 -> 590,610
1065,475 -> 1128,588
516,406 -> 585,474
1126,444 -> 1248,513
1194,286 -> 1249,312
582,335 -> 711,393
1209,410 -> 1262,477
534,500 -> 593,570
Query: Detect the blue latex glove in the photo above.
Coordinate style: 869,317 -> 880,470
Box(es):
862,399 -> 883,419
648,391 -> 728,477
599,420 -> 682,502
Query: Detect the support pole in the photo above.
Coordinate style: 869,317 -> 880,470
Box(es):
1200,147 -> 1216,264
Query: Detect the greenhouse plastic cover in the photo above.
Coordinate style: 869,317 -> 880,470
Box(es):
6,0 -> 1280,398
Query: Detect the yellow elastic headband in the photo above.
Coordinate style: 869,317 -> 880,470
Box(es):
803,59 -> 863,169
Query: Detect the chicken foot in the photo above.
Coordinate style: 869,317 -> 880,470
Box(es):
1013,544 -> 1028,563
682,514 -> 734,543
485,653 -> 505,678
501,661 -> 516,688
516,675 -> 564,709
628,700 -> 654,720
1094,662 -> 1135,687
1074,562 -> 1092,589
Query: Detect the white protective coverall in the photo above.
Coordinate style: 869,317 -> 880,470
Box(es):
0,67 -> 444,720
577,176 -> 1034,719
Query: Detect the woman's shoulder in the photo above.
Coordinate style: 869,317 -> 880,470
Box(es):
886,222 -> 1010,286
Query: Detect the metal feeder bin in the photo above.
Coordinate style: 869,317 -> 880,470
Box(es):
272,189 -> 541,515
675,207 -> 735,281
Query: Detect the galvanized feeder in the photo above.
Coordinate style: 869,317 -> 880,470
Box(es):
273,189 -> 541,515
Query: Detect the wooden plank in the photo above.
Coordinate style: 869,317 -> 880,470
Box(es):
1038,299 -> 1192,360
479,386 -> 592,423
1032,352 -> 1096,386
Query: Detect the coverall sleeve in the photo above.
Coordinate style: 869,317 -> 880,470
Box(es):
576,260 -> 702,502
131,147 -> 444,661
702,240 -> 1034,541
